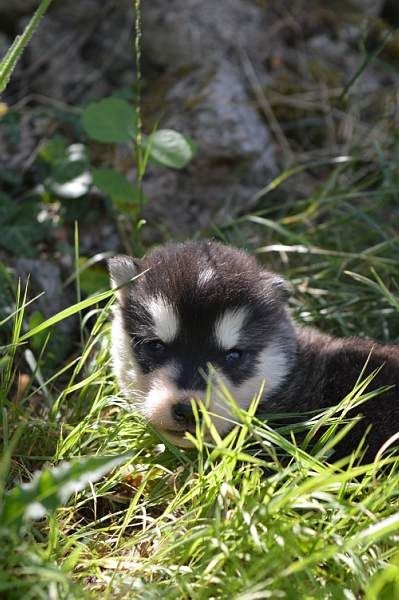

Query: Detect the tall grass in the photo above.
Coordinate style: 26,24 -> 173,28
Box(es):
1,1 -> 399,598
0,0 -> 54,93
1,189 -> 398,597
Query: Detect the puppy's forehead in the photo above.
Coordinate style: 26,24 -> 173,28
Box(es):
145,294 -> 249,348
139,241 -> 260,306
125,241 -> 281,343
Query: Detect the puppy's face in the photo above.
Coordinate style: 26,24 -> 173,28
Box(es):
109,241 -> 296,446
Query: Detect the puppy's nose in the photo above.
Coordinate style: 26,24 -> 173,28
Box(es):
171,401 -> 196,428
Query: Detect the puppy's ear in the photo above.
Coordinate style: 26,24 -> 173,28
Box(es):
260,271 -> 292,304
272,275 -> 292,303
108,255 -> 142,302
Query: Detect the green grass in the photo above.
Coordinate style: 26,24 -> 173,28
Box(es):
2,2 -> 399,596
1,155 -> 399,598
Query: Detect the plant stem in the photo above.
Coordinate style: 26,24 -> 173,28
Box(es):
132,0 -> 145,256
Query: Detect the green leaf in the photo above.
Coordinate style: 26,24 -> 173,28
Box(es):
92,168 -> 145,208
148,129 -> 195,169
28,310 -> 47,352
0,193 -> 19,223
79,264 -> 110,296
82,98 -> 137,143
0,0 -> 54,94
52,159 -> 88,184
38,135 -> 67,164
0,194 -> 48,257
0,454 -> 128,529
18,286 -> 117,342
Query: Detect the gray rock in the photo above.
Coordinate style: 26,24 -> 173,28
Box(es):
142,0 -> 268,67
14,258 -> 76,336
165,62 -> 270,160
140,0 -> 277,235
0,0 -> 38,17
4,0 -> 134,103
350,0 -> 384,16
141,61 -> 276,235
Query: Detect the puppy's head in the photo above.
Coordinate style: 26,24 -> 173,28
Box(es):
109,240 -> 296,446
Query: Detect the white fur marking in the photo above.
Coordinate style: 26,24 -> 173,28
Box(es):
214,307 -> 247,349
206,342 -> 290,436
147,296 -> 179,343
236,342 -> 290,401
111,306 -> 146,404
198,267 -> 214,287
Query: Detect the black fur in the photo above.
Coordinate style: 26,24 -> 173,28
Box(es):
109,240 -> 399,462
110,240 -> 290,386
266,328 -> 399,462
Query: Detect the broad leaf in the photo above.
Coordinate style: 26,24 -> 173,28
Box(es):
92,168 -> 146,209
148,129 -> 195,169
1,454 -> 128,529
82,98 -> 136,143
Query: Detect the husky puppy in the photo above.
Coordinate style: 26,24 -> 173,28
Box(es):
109,240 -> 399,462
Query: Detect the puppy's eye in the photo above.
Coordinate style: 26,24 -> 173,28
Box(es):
146,339 -> 166,354
225,348 -> 242,363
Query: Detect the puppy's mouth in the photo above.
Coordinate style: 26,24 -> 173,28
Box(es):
159,428 -> 194,448
163,426 -> 198,437
163,428 -> 187,435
